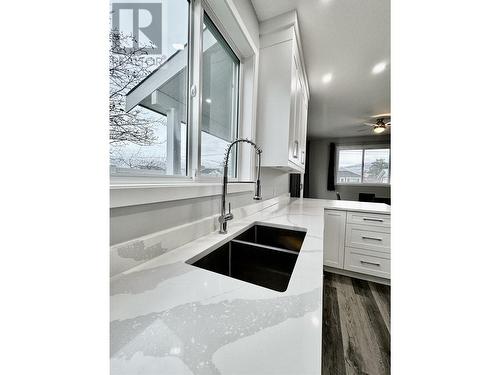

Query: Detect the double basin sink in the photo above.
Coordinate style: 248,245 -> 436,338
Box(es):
186,224 -> 306,292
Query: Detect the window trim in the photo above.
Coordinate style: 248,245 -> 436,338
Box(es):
335,144 -> 391,186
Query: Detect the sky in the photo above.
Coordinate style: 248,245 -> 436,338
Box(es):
339,149 -> 390,170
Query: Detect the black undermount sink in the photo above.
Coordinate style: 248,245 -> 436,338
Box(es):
186,224 -> 306,292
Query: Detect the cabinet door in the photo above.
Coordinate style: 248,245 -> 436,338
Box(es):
324,210 -> 347,268
299,86 -> 308,166
288,55 -> 300,163
294,77 -> 303,166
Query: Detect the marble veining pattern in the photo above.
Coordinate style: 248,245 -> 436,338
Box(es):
110,198 -> 390,375
112,289 -> 320,375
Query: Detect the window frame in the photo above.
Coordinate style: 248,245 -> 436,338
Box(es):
197,9 -> 241,180
109,0 -> 246,185
335,144 -> 391,186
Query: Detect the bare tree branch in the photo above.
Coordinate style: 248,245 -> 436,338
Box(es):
109,30 -> 165,146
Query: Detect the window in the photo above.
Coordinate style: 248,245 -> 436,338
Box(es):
363,148 -> 390,183
337,149 -> 363,183
109,0 -> 190,177
109,0 -> 246,185
200,15 -> 240,177
337,146 -> 390,185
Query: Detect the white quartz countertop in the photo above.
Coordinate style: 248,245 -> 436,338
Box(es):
323,200 -> 391,214
110,198 -> 389,375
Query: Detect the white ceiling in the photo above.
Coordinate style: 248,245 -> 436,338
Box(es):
251,0 -> 390,139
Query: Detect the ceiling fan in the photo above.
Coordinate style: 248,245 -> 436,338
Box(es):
362,113 -> 391,134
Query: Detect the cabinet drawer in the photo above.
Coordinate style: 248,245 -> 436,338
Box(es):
346,224 -> 390,254
344,247 -> 390,279
347,212 -> 390,228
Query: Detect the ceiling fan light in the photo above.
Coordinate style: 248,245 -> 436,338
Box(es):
373,126 -> 386,134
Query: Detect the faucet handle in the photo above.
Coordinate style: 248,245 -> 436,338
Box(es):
226,202 -> 234,221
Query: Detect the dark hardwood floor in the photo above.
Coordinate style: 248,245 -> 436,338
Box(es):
322,272 -> 390,375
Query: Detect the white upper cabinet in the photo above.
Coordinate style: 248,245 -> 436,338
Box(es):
256,11 -> 309,172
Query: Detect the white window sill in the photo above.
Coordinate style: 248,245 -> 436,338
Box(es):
110,182 -> 255,208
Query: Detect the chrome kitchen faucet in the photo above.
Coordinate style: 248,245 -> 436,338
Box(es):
219,138 -> 262,234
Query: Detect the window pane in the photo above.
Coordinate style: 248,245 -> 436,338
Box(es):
200,15 -> 239,177
109,0 -> 189,176
337,150 -> 362,183
363,149 -> 390,183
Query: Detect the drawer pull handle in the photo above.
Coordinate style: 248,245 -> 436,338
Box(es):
363,217 -> 384,222
362,236 -> 383,241
360,260 -> 381,266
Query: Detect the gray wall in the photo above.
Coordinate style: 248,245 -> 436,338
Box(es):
110,168 -> 289,245
307,135 -> 391,201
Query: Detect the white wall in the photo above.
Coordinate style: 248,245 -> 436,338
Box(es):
260,167 -> 290,199
307,135 -> 391,201
110,169 -> 289,245
111,191 -> 248,245
231,0 -> 259,47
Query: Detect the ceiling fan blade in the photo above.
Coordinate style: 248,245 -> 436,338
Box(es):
371,113 -> 391,118
364,122 -> 376,126
386,122 -> 391,126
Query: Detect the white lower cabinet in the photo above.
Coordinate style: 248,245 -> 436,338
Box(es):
344,247 -> 391,279
324,209 -> 391,280
323,210 -> 347,268
345,224 -> 390,253
346,212 -> 391,227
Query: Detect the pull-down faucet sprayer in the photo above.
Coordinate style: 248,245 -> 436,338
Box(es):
219,138 -> 262,234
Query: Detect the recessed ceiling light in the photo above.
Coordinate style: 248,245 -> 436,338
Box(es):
372,61 -> 387,74
172,43 -> 185,50
205,98 -> 212,104
322,73 -> 333,84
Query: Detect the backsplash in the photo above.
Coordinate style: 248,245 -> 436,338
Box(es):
110,194 -> 290,277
